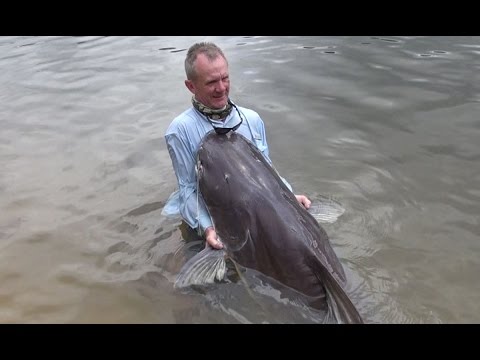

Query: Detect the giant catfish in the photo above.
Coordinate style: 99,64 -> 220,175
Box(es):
175,130 -> 363,324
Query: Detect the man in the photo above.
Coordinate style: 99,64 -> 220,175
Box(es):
164,42 -> 311,250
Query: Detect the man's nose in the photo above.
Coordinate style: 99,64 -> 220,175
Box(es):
216,81 -> 226,92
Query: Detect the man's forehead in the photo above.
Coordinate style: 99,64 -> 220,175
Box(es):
196,56 -> 229,79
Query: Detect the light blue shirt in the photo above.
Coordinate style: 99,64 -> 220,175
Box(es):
164,102 -> 293,234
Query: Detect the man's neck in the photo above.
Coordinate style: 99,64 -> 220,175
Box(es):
192,97 -> 232,121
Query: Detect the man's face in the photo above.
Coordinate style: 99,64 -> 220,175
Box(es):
185,53 -> 230,109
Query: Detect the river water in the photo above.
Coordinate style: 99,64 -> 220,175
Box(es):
1,36 -> 479,323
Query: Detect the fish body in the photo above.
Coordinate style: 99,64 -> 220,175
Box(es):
176,131 -> 362,324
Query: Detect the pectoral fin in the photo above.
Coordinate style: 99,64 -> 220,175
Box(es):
174,246 -> 227,288
307,196 -> 345,224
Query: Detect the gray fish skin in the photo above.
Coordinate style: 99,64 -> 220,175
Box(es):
186,131 -> 362,324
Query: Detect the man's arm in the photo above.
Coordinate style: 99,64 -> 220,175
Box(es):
165,132 -> 213,234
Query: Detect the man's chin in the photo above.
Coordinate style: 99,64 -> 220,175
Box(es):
212,97 -> 228,109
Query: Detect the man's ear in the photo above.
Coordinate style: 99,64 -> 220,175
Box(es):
185,79 -> 195,94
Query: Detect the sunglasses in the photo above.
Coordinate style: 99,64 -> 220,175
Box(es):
208,103 -> 244,135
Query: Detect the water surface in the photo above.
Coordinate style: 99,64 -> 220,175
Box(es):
1,36 -> 479,323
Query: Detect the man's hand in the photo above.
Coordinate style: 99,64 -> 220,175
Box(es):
295,194 -> 311,209
205,226 -> 224,249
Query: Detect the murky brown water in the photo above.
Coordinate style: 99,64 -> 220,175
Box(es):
1,36 -> 479,323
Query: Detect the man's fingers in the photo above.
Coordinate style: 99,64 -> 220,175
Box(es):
304,198 -> 311,209
207,236 -> 224,249
295,194 -> 311,209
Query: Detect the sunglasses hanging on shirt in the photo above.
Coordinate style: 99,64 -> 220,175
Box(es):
206,102 -> 244,135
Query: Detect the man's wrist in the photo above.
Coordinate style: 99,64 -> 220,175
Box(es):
204,226 -> 215,236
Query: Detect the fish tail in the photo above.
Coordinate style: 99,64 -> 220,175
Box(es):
322,272 -> 363,324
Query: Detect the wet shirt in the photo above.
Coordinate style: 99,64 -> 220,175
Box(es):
164,104 -> 293,234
